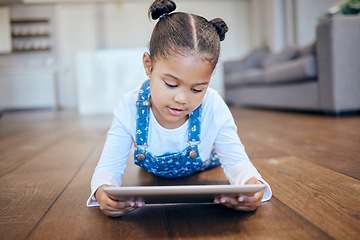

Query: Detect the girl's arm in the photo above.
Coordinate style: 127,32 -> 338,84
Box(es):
210,94 -> 272,208
87,98 -> 135,207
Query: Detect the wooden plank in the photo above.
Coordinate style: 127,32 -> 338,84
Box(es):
0,128 -> 73,177
232,108 -> 360,148
0,111 -> 69,138
163,198 -> 330,240
0,127 -> 57,151
231,108 -> 360,179
0,129 -> 101,240
27,147 -> 169,239
253,156 -> 360,239
0,111 -> 77,177
0,111 -> 111,177
232,107 -> 360,153
238,133 -> 288,160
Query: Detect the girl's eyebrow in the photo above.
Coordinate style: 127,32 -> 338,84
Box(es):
164,73 -> 209,86
197,82 -> 209,86
164,73 -> 179,80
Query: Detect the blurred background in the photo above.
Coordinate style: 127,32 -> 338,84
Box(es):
0,0 -> 340,115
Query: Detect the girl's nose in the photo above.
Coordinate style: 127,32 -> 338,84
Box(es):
174,91 -> 187,104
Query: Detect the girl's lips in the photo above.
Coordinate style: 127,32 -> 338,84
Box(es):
168,107 -> 184,116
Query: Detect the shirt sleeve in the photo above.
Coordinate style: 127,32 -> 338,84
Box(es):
212,96 -> 272,202
87,98 -> 134,207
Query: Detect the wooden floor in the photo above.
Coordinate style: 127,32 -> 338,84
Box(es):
0,107 -> 359,240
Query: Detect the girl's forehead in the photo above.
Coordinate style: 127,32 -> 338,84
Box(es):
153,53 -> 214,68
152,54 -> 213,83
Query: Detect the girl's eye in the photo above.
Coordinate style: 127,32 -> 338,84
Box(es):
192,88 -> 203,93
165,81 -> 177,88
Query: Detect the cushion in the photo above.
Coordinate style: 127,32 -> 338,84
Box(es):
261,45 -> 299,68
223,47 -> 269,74
298,41 -> 316,57
225,69 -> 265,88
265,55 -> 317,83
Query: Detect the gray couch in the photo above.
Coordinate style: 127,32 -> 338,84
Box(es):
224,15 -> 360,115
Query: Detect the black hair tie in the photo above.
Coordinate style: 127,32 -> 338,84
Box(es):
159,13 -> 168,20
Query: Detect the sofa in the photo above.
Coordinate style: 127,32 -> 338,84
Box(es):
223,15 -> 360,115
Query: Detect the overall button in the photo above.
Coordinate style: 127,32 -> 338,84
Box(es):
189,150 -> 197,159
137,154 -> 146,162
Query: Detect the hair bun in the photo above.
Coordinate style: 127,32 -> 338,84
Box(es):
209,18 -> 228,41
149,0 -> 177,20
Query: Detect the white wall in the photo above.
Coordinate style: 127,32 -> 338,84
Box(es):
249,0 -> 286,52
295,0 -> 339,45
56,3 -> 98,109
249,0 -> 339,51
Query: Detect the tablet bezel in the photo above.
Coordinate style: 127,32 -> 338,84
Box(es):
104,184 -> 265,204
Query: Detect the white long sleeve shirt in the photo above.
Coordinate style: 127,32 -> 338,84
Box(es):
87,86 -> 272,206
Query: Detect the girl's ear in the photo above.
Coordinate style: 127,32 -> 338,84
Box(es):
142,52 -> 152,77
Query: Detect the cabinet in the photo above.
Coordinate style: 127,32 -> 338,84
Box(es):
10,18 -> 51,52
0,68 -> 56,109
0,5 -> 56,111
0,7 -> 11,54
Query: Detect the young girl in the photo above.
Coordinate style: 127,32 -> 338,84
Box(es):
87,0 -> 271,217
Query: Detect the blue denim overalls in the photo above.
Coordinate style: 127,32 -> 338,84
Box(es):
134,80 -> 220,178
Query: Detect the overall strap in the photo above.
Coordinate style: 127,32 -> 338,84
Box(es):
187,104 -> 202,158
135,80 -> 151,148
188,105 -> 201,143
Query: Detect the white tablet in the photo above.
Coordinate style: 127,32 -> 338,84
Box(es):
104,184 -> 265,204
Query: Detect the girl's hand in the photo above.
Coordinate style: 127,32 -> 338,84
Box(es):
214,177 -> 264,211
95,185 -> 145,217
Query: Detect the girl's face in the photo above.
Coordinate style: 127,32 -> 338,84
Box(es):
143,52 -> 213,129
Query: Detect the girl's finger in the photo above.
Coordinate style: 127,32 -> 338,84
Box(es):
107,200 -> 128,209
239,195 -> 256,203
219,196 -> 261,211
135,201 -> 145,207
104,204 -> 129,211
103,207 -> 135,217
244,176 -> 258,185
219,196 -> 242,206
222,202 -> 254,211
240,190 -> 263,203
